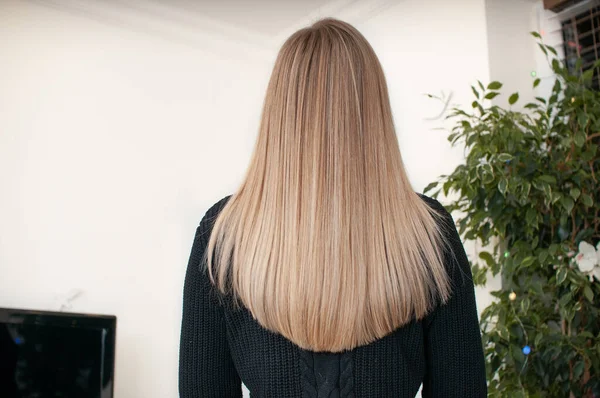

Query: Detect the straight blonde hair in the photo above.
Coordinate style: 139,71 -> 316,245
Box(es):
205,17 -> 452,353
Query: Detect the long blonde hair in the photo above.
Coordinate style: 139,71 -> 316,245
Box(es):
205,17 -> 451,353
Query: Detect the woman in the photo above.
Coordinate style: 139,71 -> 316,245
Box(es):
179,17 -> 487,397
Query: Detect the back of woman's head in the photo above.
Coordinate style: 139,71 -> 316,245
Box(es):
205,17 -> 452,353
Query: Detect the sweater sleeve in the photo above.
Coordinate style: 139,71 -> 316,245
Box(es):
178,197 -> 242,398
421,198 -> 487,397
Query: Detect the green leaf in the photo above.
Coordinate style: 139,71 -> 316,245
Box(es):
520,297 -> 530,313
532,236 -> 539,249
573,360 -> 585,380
498,179 -> 508,195
538,43 -> 548,55
557,268 -> 568,285
443,180 -> 453,196
530,31 -> 542,38
561,197 -> 574,213
423,181 -> 438,194
551,191 -> 563,205
479,251 -> 495,267
581,193 -> 594,207
471,85 -> 479,99
487,81 -> 503,90
533,78 -> 541,88
574,131 -> 586,147
559,292 -> 572,307
484,92 -> 500,100
498,325 -> 510,341
497,153 -> 513,162
508,92 -> 519,105
472,265 -> 487,285
578,111 -> 589,128
552,78 -> 562,94
584,285 -> 594,302
472,101 -> 478,108
482,171 -> 494,184
538,250 -> 549,264
510,343 -> 525,363
521,256 -> 535,268
546,45 -> 558,55
526,208 -> 537,224
534,332 -> 543,347
538,175 -> 557,184
542,184 -> 551,199
570,188 -> 581,200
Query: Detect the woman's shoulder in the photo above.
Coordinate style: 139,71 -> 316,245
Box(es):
206,194 -> 233,214
415,193 -> 462,261
416,192 -> 447,212
416,193 -> 455,228
194,194 -> 234,244
200,194 -> 233,222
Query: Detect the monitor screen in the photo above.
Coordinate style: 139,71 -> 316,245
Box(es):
0,308 -> 116,398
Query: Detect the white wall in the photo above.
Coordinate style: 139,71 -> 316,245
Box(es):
485,0 -> 563,107
0,0 -> 491,396
360,0 -> 491,191
485,0 -> 539,106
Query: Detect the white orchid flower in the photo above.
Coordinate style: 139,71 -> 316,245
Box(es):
575,241 -> 598,273
592,267 -> 600,282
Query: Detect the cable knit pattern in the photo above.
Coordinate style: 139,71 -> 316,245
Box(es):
298,350 -> 355,397
339,352 -> 354,397
179,194 -> 488,397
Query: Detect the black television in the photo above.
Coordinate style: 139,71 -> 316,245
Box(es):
0,307 -> 116,398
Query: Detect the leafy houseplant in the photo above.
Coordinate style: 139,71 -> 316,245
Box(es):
425,33 -> 600,397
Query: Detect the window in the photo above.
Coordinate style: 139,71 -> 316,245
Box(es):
560,3 -> 600,89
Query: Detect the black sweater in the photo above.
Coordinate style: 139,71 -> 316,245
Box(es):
179,194 -> 487,397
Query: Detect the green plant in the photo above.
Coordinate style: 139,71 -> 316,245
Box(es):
425,33 -> 600,397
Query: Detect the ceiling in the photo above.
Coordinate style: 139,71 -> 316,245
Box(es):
28,0 -> 395,57
164,0 -> 334,37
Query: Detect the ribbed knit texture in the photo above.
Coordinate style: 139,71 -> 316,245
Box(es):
179,194 -> 488,397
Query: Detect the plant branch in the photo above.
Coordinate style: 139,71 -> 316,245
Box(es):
585,132 -> 600,141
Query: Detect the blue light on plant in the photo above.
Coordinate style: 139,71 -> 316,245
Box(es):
522,345 -> 531,355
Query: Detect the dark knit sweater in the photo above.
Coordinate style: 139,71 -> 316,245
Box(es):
179,194 -> 487,397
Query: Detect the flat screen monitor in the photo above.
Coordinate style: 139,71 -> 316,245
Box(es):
0,307 -> 116,398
